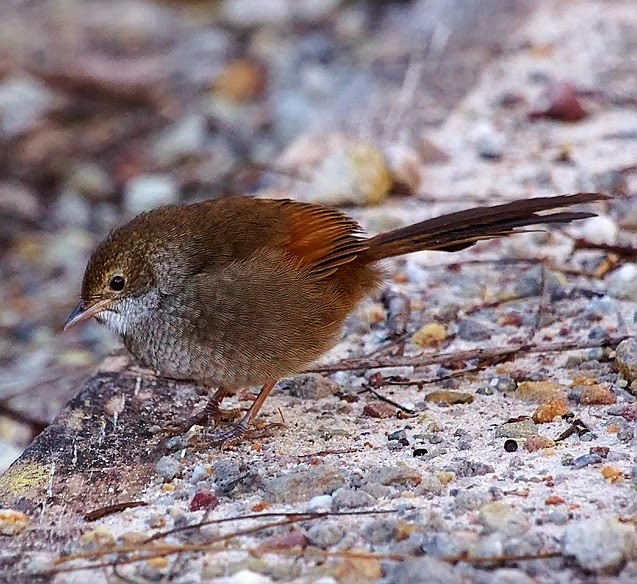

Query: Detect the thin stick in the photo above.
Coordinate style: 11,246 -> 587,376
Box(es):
308,336 -> 627,373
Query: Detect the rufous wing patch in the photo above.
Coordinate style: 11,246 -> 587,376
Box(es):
278,200 -> 369,279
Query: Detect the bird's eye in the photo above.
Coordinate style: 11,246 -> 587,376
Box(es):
109,275 -> 126,291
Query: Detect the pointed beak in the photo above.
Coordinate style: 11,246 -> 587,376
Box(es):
64,299 -> 113,331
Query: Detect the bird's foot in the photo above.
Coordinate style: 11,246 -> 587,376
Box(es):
188,420 -> 285,451
162,400 -> 241,440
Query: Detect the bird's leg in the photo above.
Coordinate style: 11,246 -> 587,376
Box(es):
203,387 -> 241,424
206,380 -> 284,449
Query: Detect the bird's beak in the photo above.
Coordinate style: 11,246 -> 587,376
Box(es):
63,299 -> 113,331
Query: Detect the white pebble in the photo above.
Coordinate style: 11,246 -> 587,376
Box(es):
607,264 -> 637,301
306,494 -> 333,512
579,215 -> 618,245
125,175 -> 178,214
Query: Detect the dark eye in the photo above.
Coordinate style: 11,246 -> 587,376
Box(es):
109,275 -> 126,291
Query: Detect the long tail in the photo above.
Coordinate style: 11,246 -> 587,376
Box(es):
364,193 -> 607,261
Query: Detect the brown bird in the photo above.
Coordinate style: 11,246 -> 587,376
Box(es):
65,193 -> 606,447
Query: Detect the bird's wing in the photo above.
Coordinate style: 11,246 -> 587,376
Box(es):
276,200 -> 369,280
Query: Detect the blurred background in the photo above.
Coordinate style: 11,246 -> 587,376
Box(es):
0,0 -> 635,471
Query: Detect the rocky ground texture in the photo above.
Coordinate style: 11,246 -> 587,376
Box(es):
0,0 -> 636,583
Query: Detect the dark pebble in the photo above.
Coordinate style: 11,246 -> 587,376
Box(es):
588,326 -> 607,341
457,318 -> 493,341
573,453 -> 602,469
189,490 -> 219,512
589,446 -> 609,458
388,429 -> 409,445
504,439 -> 518,452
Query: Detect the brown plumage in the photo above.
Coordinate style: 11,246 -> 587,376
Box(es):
65,193 -> 607,447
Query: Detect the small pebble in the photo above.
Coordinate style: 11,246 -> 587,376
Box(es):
0,76 -> 56,138
524,435 -> 555,452
366,463 -> 421,486
411,322 -> 447,347
504,439 -> 518,452
573,453 -> 602,469
265,464 -> 345,503
496,418 -> 537,439
580,385 -> 616,405
190,490 -> 219,512
470,121 -> 505,160
478,502 -> 530,536
155,456 -> 181,480
283,373 -> 339,399
529,80 -> 587,122
388,429 -> 409,445
615,338 -> 637,383
306,521 -> 345,548
600,465 -> 624,483
562,518 -> 637,573
588,326 -> 608,341
125,174 -> 179,214
189,465 -> 209,484
306,494 -> 333,512
424,391 -> 473,405
532,399 -> 569,423
457,318 -> 493,341
493,377 -> 517,393
515,381 -> 565,402
607,265 -> 637,302
579,215 -> 618,245
360,482 -> 391,499
331,487 -> 375,510
306,137 -> 392,206
363,401 -> 396,418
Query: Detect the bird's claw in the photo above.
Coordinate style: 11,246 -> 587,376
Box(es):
162,403 -> 241,439
187,421 -> 285,451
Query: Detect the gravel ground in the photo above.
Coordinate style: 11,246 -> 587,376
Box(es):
1,1 -> 637,583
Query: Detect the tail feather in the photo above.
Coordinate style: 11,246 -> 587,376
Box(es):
365,193 -> 607,261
